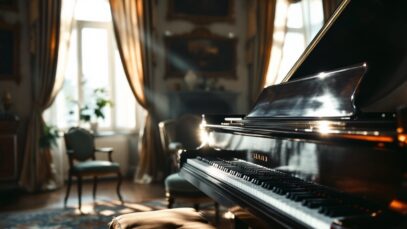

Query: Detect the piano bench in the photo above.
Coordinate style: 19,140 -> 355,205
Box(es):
108,208 -> 216,229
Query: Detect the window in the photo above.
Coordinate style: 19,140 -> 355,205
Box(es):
265,0 -> 324,86
45,0 -> 142,131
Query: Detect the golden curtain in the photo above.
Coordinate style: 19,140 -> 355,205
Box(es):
20,0 -> 62,192
248,0 -> 277,105
109,0 -> 166,182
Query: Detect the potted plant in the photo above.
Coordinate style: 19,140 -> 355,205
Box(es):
39,123 -> 60,149
39,123 -> 60,189
78,88 -> 113,132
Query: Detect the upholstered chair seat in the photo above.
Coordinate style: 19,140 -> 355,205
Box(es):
165,173 -> 201,195
71,161 -> 120,174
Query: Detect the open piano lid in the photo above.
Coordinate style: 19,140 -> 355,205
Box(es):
247,64 -> 367,119
252,0 -> 407,117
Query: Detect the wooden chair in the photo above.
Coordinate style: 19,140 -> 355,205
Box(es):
159,114 -> 219,220
63,127 -> 123,211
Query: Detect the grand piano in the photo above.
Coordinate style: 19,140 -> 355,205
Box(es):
179,0 -> 407,228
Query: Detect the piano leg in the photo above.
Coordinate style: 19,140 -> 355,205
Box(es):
193,203 -> 200,211
167,196 -> 174,208
215,202 -> 220,226
234,217 -> 249,229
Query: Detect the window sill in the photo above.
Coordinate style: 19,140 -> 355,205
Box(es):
94,130 -> 138,138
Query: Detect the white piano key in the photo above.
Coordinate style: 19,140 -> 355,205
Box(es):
186,158 -> 337,229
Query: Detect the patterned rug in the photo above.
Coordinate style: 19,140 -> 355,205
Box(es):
0,199 -> 169,229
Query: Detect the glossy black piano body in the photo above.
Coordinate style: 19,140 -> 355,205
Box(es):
179,0 -> 407,228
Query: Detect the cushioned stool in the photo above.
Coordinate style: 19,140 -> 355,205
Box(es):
109,208 -> 216,229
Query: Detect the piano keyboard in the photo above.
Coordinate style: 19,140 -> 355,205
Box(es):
186,157 -> 379,229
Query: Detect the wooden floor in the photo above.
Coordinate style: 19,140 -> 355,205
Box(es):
0,179 -> 165,213
0,179 -> 233,228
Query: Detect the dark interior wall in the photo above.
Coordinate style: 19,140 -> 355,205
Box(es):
0,0 -> 32,168
151,0 -> 250,118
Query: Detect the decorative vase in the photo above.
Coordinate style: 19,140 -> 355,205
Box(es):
184,70 -> 198,90
90,122 -> 98,133
2,91 -> 12,111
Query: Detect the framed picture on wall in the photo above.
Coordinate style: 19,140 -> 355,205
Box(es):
164,28 -> 236,79
167,0 -> 234,23
0,22 -> 19,83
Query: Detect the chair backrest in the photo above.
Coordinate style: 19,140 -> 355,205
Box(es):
175,114 -> 201,149
159,114 -> 201,173
159,114 -> 201,152
159,119 -> 177,154
64,127 -> 95,161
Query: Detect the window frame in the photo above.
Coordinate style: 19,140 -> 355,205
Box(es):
76,20 -> 116,130
69,19 -> 140,132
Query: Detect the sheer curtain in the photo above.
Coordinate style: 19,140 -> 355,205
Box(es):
51,0 -> 77,101
109,0 -> 166,183
248,0 -> 278,105
20,0 -> 62,192
264,0 -> 291,87
47,0 -> 77,188
265,0 -> 324,87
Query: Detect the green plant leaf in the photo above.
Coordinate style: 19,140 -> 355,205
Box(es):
94,109 -> 105,119
80,114 -> 91,122
77,87 -> 112,122
39,124 -> 60,149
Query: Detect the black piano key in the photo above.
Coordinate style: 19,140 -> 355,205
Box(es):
252,177 -> 283,185
272,185 -> 299,195
261,183 -> 273,190
302,198 -> 342,209
251,178 -> 261,185
319,206 -> 365,217
293,194 -> 318,202
286,192 -> 317,201
260,180 -> 289,189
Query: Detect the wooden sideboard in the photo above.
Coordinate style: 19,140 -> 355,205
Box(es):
0,114 -> 19,190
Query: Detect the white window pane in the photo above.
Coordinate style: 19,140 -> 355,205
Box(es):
265,0 -> 324,86
302,0 -> 324,43
309,0 -> 324,26
99,106 -> 112,128
64,29 -> 79,127
81,28 -> 109,89
286,2 -> 304,29
278,32 -> 306,79
75,0 -> 111,22
309,0 -> 324,41
114,51 -> 136,129
81,27 -> 112,128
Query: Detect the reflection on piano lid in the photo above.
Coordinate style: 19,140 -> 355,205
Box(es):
179,0 -> 407,228
247,64 -> 367,119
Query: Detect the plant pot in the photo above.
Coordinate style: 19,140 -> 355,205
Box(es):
90,122 -> 98,133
